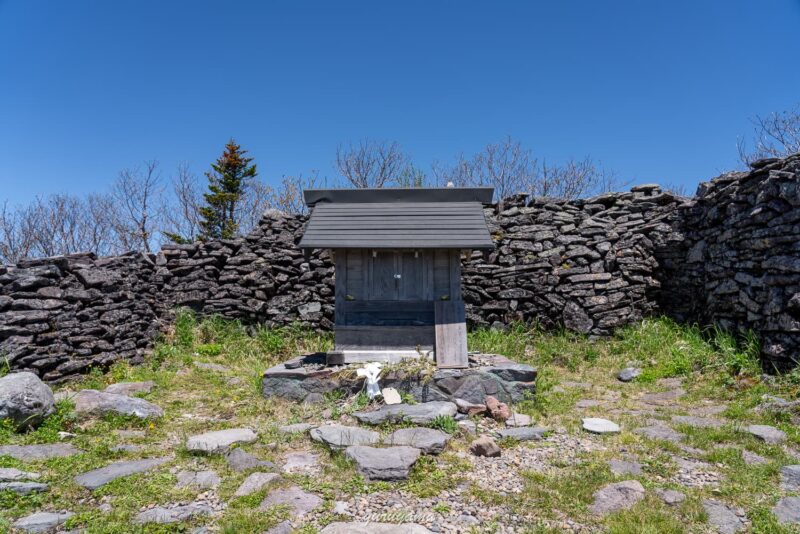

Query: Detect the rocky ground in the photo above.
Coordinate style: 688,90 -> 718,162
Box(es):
1,316 -> 800,533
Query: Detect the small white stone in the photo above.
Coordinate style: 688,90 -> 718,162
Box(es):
582,417 -> 620,434
381,388 -> 402,405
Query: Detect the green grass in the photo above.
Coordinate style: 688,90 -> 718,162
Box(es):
2,311 -> 799,533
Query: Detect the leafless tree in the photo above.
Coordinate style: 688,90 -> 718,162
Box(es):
536,157 -> 620,199
336,139 -> 408,188
0,201 -> 36,263
162,162 -> 204,244
111,161 -> 163,253
237,179 -> 275,233
738,105 -> 800,166
267,172 -> 326,215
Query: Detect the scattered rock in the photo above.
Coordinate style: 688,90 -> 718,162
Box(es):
111,444 -> 143,453
0,443 -> 80,461
384,427 -> 451,454
73,389 -> 163,419
671,415 -> 725,429
608,459 -> 642,475
702,499 -> 747,533
617,367 -> 641,382
12,511 -> 74,533
175,470 -> 221,489
345,445 -> 421,481
0,481 -> 49,494
186,428 -> 257,453
454,398 -> 487,416
333,500 -> 349,514
115,429 -> 146,439
225,447 -> 275,472
0,467 -> 40,481
780,465 -> 800,491
747,424 -> 786,444
0,372 -> 55,429
582,417 -> 620,434
260,485 -> 323,517
134,502 -> 213,524
282,451 -> 320,473
640,389 -> 685,406
353,401 -> 457,425
264,521 -> 293,534
634,425 -> 685,443
742,450 -> 768,465
234,472 -> 281,496
381,387 -> 402,405
495,426 -> 547,441
469,435 -> 501,457
655,488 -> 685,506
773,496 -> 800,525
458,420 -> 478,435
321,523 -> 434,533
589,480 -> 645,514
505,412 -> 532,427
561,381 -> 593,390
576,399 -> 602,409
193,361 -> 229,372
310,424 -> 381,449
278,422 -> 316,434
485,395 -> 511,422
104,381 -> 155,396
74,457 -> 171,489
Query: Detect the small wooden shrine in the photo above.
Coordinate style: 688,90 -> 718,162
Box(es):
299,187 -> 495,368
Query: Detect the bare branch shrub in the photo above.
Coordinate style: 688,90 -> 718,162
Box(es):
111,161 -> 163,253
738,105 -> 800,165
336,139 -> 408,188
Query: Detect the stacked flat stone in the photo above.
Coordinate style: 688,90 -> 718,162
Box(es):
3,153 -> 800,380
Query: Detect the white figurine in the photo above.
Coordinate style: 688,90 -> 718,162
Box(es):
356,362 -> 383,399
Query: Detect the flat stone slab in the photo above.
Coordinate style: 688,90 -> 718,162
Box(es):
175,470 -> 221,489
321,523 -> 435,533
0,481 -> 49,494
505,413 -> 532,427
774,496 -> 800,524
0,443 -> 80,461
13,511 -> 74,533
353,401 -> 457,425
278,423 -> 317,434
0,467 -> 40,481
582,417 -> 620,434
608,459 -> 643,475
234,472 -> 281,496
282,451 -> 320,473
73,389 -> 163,419
781,465 -> 800,491
186,428 -> 257,453
634,425 -> 685,443
260,485 -> 323,517
640,389 -> 685,406
655,488 -> 685,506
383,427 -> 451,454
345,445 -> 421,481
589,480 -> 645,515
495,426 -> 547,441
104,381 -> 155,396
310,424 -> 381,449
747,424 -> 786,444
134,502 -> 213,524
703,499 -> 747,533
576,399 -> 602,408
75,457 -> 170,489
742,450 -> 768,465
671,415 -> 725,429
225,448 -> 276,472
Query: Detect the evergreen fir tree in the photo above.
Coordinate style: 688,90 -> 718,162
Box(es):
198,139 -> 257,240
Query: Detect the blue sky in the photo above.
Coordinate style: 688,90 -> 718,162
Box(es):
1,0 -> 799,204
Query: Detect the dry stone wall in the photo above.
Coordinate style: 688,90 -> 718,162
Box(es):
2,154 -> 799,380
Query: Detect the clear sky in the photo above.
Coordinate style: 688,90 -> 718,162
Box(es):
1,0 -> 799,204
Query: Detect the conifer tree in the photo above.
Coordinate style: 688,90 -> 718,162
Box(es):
198,140 -> 257,240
